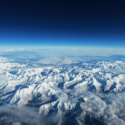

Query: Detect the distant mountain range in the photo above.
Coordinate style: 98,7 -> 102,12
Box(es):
0,55 -> 125,125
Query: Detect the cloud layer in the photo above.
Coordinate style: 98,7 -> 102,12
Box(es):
0,55 -> 125,125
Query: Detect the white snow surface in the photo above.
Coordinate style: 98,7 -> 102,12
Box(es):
1,56 -> 125,125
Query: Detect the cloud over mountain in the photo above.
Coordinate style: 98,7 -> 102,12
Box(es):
0,55 -> 125,125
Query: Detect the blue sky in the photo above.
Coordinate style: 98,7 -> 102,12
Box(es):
0,27 -> 125,48
0,0 -> 125,48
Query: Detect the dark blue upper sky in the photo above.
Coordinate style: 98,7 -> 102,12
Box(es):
0,0 -> 125,48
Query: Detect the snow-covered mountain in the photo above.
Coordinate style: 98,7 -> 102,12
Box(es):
0,55 -> 125,125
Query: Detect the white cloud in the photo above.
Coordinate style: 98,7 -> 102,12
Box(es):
1,55 -> 125,124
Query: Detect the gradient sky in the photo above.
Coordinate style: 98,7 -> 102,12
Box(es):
0,0 -> 125,48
